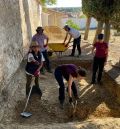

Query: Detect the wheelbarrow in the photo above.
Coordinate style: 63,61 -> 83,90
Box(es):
43,26 -> 73,56
47,42 -> 73,57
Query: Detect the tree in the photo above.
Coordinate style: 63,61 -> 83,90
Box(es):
82,0 -> 116,43
82,0 -> 92,40
93,21 -> 103,44
110,0 -> 120,32
84,16 -> 91,40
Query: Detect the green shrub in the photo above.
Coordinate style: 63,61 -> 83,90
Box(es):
66,20 -> 80,30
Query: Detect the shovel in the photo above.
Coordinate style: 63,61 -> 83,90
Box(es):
20,84 -> 33,118
70,100 -> 78,118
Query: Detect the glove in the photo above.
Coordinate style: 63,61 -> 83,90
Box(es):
35,61 -> 40,65
44,44 -> 48,48
74,95 -> 79,100
34,69 -> 40,77
65,44 -> 68,47
69,97 -> 73,104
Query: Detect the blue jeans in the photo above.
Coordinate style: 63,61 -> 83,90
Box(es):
54,67 -> 78,103
42,50 -> 51,71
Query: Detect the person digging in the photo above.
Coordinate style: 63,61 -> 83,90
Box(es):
25,41 -> 45,98
54,64 -> 87,109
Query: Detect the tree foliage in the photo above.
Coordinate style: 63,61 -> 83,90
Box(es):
37,0 -> 56,6
110,1 -> 120,31
82,0 -> 115,21
82,0 -> 120,30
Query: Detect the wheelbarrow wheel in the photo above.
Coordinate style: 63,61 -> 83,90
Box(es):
47,50 -> 53,57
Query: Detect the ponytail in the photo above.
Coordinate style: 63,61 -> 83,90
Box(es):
77,67 -> 87,77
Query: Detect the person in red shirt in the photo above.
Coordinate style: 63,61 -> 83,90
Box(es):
91,34 -> 108,85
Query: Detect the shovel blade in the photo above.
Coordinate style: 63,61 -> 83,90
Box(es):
20,112 -> 32,118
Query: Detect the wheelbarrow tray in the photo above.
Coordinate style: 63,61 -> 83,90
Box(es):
48,43 -> 68,52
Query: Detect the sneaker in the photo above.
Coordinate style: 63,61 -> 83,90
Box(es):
59,103 -> 64,109
77,54 -> 81,58
69,54 -> 74,57
97,81 -> 103,86
59,100 -> 64,109
74,95 -> 79,100
90,81 -> 96,85
47,69 -> 52,73
41,70 -> 45,75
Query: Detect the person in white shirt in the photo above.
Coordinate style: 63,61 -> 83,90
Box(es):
25,41 -> 45,97
63,25 -> 81,57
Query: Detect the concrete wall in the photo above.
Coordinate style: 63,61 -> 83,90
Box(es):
0,0 -> 41,104
42,10 -> 63,27
41,12 -> 49,27
0,0 -> 42,121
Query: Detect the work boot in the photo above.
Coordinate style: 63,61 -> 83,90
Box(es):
32,85 -> 42,99
97,81 -> 103,86
90,80 -> 96,85
40,68 -> 45,75
47,69 -> 52,73
69,54 -> 74,57
74,95 -> 79,100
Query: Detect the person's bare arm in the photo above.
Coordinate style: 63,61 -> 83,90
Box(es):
37,61 -> 43,70
46,37 -> 49,45
68,34 -> 72,43
105,48 -> 109,64
44,34 -> 49,47
65,34 -> 72,47
68,75 -> 73,98
63,33 -> 69,44
92,45 -> 95,55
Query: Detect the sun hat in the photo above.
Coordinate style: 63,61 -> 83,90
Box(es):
31,41 -> 40,47
36,26 -> 44,32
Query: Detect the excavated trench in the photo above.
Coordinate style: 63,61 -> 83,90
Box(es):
1,59 -> 120,126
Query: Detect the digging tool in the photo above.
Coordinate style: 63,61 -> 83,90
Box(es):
20,84 -> 33,118
70,100 -> 78,117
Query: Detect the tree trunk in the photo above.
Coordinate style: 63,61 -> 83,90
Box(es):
93,21 -> 103,44
104,20 -> 110,43
84,16 -> 91,40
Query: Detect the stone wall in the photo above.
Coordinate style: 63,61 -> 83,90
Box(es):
0,0 -> 42,120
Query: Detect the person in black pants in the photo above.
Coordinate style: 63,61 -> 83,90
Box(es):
91,34 -> 108,85
63,25 -> 81,57
72,35 -> 81,56
54,64 -> 87,109
25,41 -> 44,97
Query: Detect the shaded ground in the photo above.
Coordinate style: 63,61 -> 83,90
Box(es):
1,61 -> 120,126
0,30 -> 120,128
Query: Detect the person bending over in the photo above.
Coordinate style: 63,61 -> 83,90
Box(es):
63,25 -> 81,57
54,64 -> 86,108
